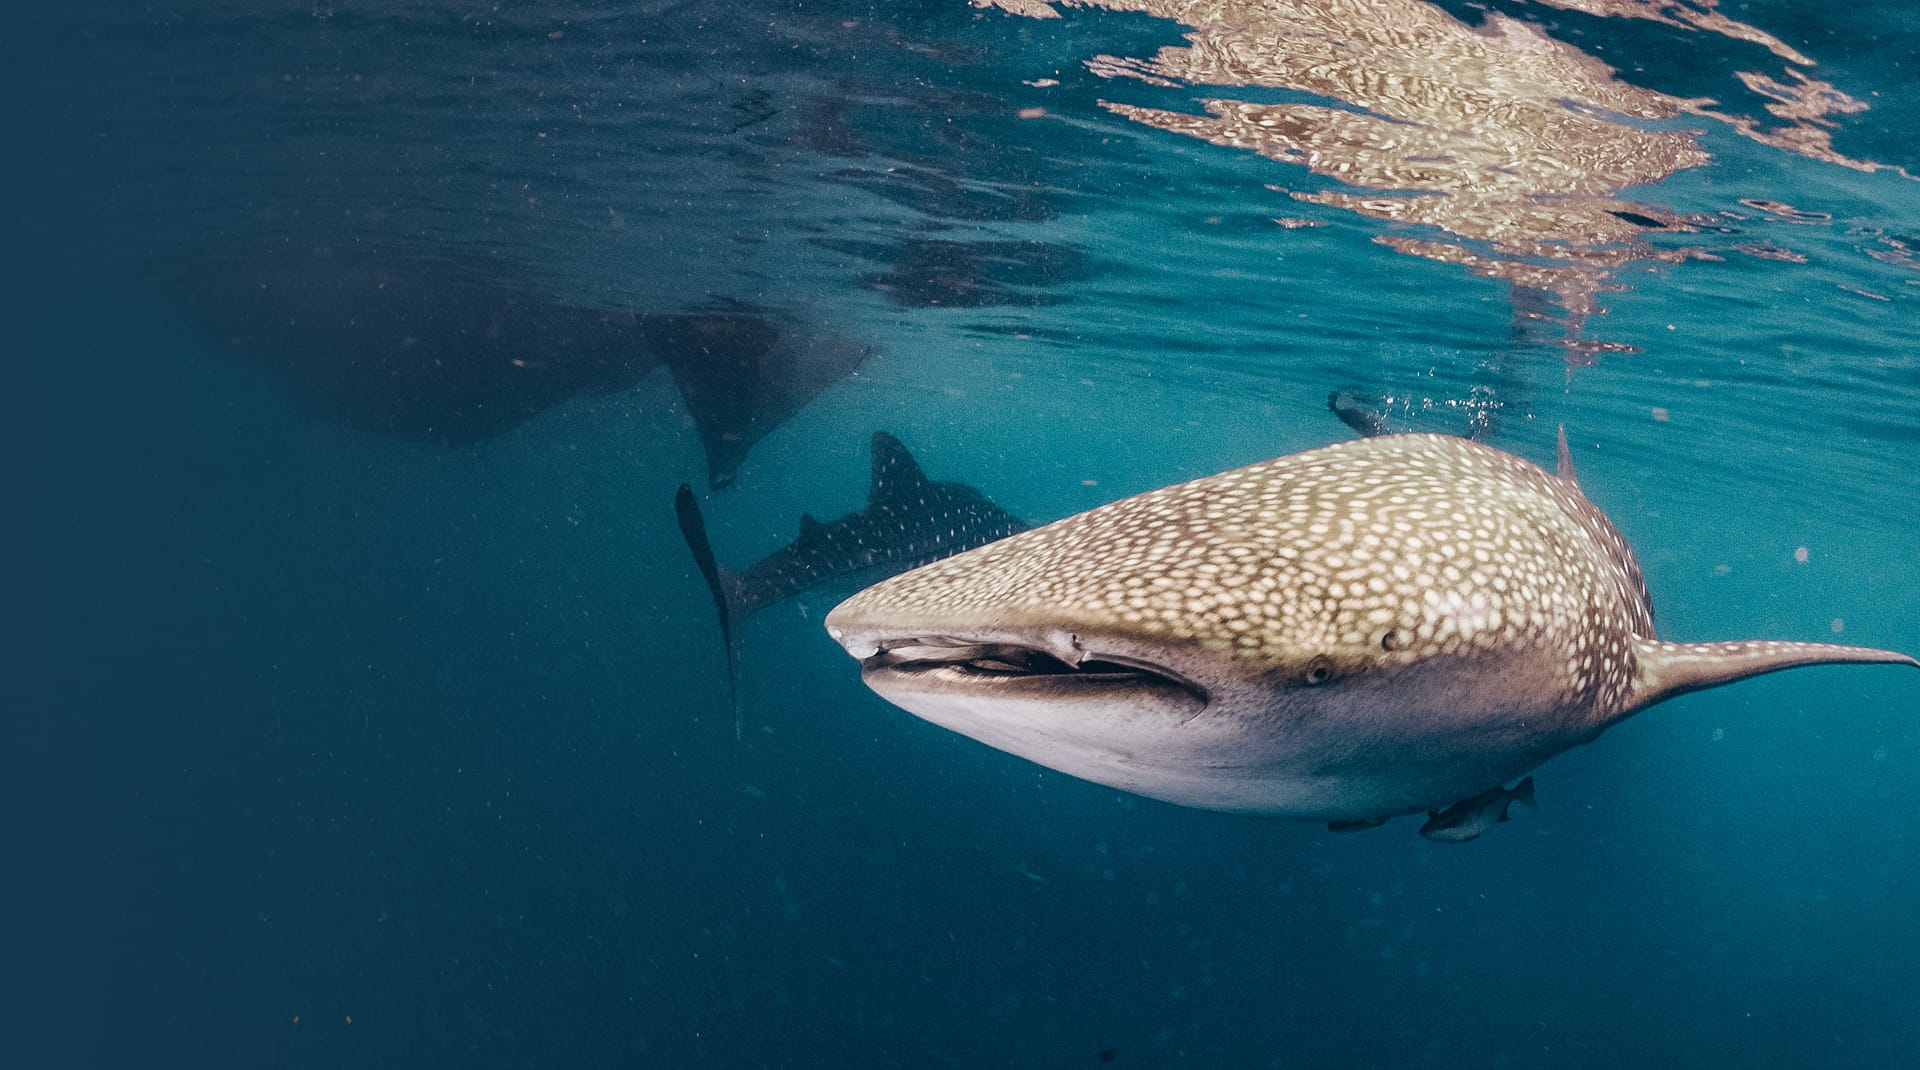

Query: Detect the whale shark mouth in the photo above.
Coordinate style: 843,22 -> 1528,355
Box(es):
858,638 -> 1210,707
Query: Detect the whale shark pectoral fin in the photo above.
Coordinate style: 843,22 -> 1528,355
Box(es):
1327,816 -> 1390,833
1629,637 -> 1920,711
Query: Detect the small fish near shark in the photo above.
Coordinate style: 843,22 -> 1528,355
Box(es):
824,432 -> 1918,840
1418,776 -> 1534,843
1332,776 -> 1535,841
675,432 -> 1029,729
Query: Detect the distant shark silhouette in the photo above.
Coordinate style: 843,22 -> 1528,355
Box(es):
675,432 -> 1029,731
646,304 -> 871,488
169,243 -> 866,486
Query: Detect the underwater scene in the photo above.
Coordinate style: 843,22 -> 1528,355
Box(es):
11,1 -> 1920,1066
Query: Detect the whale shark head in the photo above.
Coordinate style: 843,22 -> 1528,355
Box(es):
824,434 -> 1917,824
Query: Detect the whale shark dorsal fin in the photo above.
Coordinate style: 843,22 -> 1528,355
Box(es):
1555,425 -> 1578,486
869,431 -> 929,503
1630,637 -> 1920,710
798,513 -> 826,541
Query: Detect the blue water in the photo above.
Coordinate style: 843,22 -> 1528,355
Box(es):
10,1 -> 1919,1067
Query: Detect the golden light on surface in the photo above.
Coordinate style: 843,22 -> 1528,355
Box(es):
978,0 -> 1903,357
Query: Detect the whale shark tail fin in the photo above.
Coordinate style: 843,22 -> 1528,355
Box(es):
675,483 -> 743,739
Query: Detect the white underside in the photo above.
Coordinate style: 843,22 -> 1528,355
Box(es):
872,681 -> 1533,819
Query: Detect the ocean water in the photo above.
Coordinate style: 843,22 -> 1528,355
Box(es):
10,1 -> 1919,1067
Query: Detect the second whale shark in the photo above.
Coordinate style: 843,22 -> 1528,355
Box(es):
676,432 -> 1029,730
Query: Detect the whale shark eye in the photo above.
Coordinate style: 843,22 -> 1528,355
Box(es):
1303,657 -> 1336,686
1379,630 -> 1401,652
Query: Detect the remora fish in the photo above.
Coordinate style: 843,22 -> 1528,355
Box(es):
676,432 -> 1029,711
823,433 -> 1917,836
1419,777 -> 1534,843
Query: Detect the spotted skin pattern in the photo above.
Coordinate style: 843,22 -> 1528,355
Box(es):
827,434 -> 1918,828
841,435 -> 1640,716
723,433 -> 1028,616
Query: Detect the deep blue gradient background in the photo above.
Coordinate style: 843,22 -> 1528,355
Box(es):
10,2 -> 1919,1066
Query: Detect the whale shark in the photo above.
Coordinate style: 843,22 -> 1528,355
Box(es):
169,244 -> 865,486
676,431 -> 1029,732
648,306 -> 871,488
824,433 -> 1917,836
